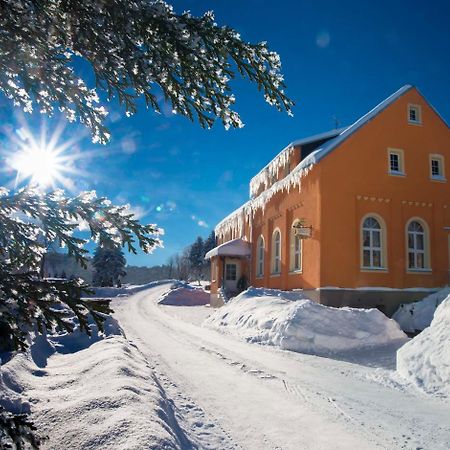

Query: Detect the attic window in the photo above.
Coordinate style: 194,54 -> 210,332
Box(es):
408,104 -> 422,125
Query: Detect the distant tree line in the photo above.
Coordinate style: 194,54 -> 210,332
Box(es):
43,231 -> 216,286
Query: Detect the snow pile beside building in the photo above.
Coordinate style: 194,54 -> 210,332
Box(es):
159,285 -> 210,306
205,288 -> 406,356
0,321 -> 191,449
392,288 -> 450,333
397,295 -> 450,397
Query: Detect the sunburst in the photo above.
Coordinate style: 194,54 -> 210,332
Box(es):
1,116 -> 98,191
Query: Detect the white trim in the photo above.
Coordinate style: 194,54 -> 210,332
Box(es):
271,228 -> 282,275
360,214 -> 388,271
429,153 -> 446,182
255,235 -> 265,278
407,103 -> 422,125
405,217 -> 431,271
387,148 -> 406,176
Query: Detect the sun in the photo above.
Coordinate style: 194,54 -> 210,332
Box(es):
1,117 -> 96,191
11,143 -> 63,188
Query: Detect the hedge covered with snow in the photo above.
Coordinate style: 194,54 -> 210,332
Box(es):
204,288 -> 406,356
397,294 -> 450,397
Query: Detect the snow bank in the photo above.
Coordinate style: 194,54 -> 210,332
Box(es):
392,288 -> 450,333
397,295 -> 450,397
87,279 -> 175,298
159,285 -> 210,306
0,319 -> 193,449
204,288 -> 406,356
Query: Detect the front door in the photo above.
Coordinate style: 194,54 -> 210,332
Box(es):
224,258 -> 241,294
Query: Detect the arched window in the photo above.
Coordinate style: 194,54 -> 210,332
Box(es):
290,220 -> 302,272
271,229 -> 281,274
407,219 -> 430,270
256,235 -> 265,277
361,216 -> 385,269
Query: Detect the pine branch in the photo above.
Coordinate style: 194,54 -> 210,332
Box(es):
0,0 -> 294,143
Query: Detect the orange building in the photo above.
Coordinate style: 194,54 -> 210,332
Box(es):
206,85 -> 450,315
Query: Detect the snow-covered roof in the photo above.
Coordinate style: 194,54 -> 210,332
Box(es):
204,238 -> 251,259
215,85 -> 416,240
249,127 -> 346,198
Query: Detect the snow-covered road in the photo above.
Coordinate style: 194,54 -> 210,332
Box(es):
113,283 -> 450,450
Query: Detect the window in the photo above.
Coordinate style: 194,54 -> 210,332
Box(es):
388,149 -> 405,175
408,104 -> 422,124
225,263 -> 237,280
256,236 -> 265,277
407,220 -> 430,271
361,216 -> 385,269
430,154 -> 445,181
290,221 -> 302,272
271,229 -> 281,274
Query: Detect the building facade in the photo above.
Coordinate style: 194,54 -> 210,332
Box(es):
206,85 -> 450,315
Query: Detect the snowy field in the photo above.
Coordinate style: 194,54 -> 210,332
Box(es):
2,282 -> 450,449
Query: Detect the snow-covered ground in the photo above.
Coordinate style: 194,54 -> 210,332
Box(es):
2,282 -> 450,449
397,294 -> 450,398
205,288 -> 407,357
0,329 -> 190,449
392,287 -> 450,333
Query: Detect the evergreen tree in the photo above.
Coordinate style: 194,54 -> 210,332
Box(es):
0,1 -> 292,445
92,245 -> 127,287
203,231 -> 216,256
0,1 -> 293,144
188,237 -> 204,282
0,188 -> 161,447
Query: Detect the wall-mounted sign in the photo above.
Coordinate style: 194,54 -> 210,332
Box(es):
293,223 -> 312,238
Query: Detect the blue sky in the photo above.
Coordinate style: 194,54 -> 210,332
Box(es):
1,0 -> 449,266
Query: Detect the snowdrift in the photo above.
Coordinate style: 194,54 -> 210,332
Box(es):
205,288 -> 406,356
392,288 -> 450,333
397,294 -> 450,397
158,285 -> 210,306
0,319 -> 193,449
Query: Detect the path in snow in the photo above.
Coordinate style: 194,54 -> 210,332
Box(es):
113,283 -> 450,450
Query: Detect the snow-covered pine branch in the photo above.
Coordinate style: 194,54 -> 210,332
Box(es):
0,0 -> 294,143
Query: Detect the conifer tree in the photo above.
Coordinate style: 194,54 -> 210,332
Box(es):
0,1 -> 292,445
189,237 -> 204,282
92,244 -> 127,287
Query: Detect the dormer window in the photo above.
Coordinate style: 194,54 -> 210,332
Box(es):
408,104 -> 422,125
387,148 -> 405,176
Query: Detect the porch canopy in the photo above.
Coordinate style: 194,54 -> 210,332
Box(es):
204,238 -> 251,260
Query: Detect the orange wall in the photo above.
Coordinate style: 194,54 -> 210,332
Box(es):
212,87 -> 449,294
250,166 -> 322,290
319,88 -> 450,288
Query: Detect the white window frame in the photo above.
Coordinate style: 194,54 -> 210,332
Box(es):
387,148 -> 405,176
360,214 -> 387,271
407,104 -> 422,125
406,218 -> 431,272
271,228 -> 281,275
290,220 -> 302,273
256,235 -> 265,278
429,154 -> 446,182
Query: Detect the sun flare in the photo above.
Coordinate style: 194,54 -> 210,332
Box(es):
1,117 -> 96,191
11,144 -> 63,188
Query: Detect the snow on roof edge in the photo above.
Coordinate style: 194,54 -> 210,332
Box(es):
298,84 -> 414,169
215,85 -> 415,239
205,238 -> 251,259
249,127 -> 346,190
